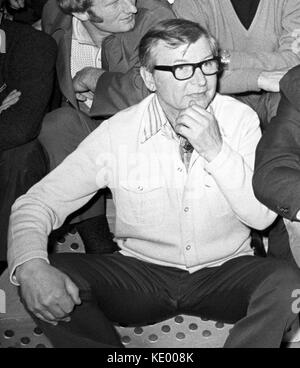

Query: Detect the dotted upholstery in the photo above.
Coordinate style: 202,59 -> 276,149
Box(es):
115,316 -> 231,348
0,319 -> 52,349
0,308 -> 232,349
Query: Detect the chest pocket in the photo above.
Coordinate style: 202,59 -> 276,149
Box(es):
203,173 -> 231,217
116,182 -> 166,228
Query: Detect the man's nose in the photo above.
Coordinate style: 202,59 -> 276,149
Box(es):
192,67 -> 207,86
122,0 -> 138,13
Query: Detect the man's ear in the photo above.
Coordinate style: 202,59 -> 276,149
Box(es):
140,67 -> 156,92
72,11 -> 89,22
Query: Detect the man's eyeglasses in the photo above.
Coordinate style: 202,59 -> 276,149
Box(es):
153,57 -> 222,81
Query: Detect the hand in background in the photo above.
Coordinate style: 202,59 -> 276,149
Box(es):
258,70 -> 288,92
73,67 -> 105,102
0,89 -> 21,114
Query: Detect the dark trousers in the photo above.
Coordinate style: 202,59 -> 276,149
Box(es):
35,251 -> 300,348
0,140 -> 47,261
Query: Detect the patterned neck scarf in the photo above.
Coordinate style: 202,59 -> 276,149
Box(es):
179,136 -> 194,170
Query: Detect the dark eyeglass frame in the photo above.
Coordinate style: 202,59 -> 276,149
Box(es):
153,56 -> 222,81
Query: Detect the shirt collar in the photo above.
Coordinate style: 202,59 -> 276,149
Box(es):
141,95 -> 177,143
72,17 -> 95,46
141,95 -> 225,144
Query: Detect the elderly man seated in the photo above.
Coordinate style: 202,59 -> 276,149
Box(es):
8,19 -> 300,348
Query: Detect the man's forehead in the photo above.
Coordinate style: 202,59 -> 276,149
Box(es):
152,37 -> 212,64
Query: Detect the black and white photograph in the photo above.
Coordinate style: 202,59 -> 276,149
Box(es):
1,0 -> 300,352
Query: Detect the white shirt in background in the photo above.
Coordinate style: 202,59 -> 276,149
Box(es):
70,17 -> 102,109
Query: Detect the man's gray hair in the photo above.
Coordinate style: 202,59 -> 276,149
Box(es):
139,19 -> 219,72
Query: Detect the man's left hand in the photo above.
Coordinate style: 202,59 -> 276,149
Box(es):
72,67 -> 105,99
176,102 -> 223,162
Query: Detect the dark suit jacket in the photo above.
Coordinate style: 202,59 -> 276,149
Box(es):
253,65 -> 300,263
0,19 -> 56,260
253,65 -> 300,221
42,0 -> 175,118
0,18 -> 57,152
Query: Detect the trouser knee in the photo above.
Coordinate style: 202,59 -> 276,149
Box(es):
257,263 -> 300,313
49,253 -> 94,301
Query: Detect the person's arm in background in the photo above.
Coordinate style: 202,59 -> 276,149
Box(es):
41,0 -> 65,35
173,0 -> 300,94
0,23 -> 57,152
223,0 -> 300,71
219,69 -> 288,95
88,66 -> 150,118
224,0 -> 300,94
253,65 -> 300,221
219,0 -> 300,97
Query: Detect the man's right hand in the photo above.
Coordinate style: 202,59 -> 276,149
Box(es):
16,259 -> 81,325
258,70 -> 288,92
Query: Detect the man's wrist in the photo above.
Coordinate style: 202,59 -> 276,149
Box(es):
15,258 -> 48,283
203,142 -> 223,163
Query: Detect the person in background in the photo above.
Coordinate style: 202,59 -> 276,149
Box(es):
0,10 -> 57,271
253,65 -> 300,266
173,0 -> 300,129
3,0 -> 48,25
38,0 -> 175,254
8,19 -> 299,349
